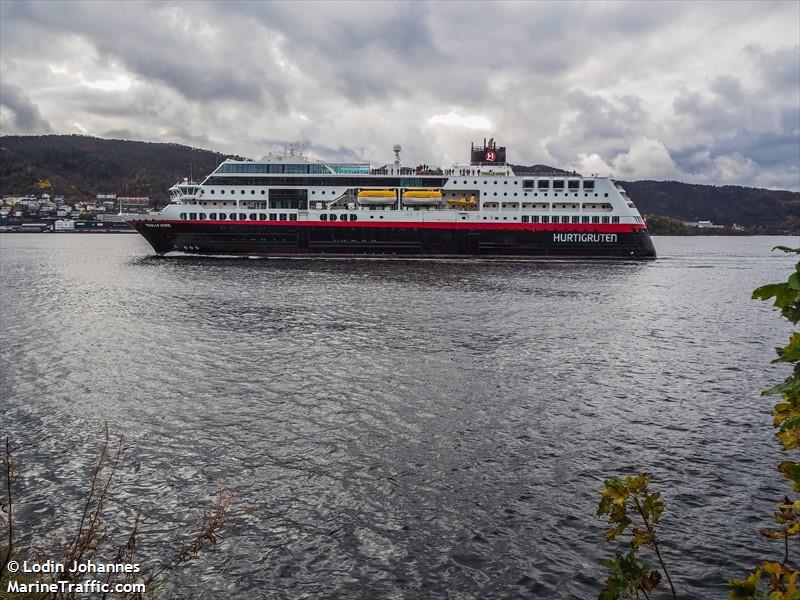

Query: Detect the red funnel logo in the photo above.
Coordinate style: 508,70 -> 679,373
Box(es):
485,150 -> 496,161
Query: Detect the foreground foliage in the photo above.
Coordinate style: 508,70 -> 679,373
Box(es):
1,425 -> 236,599
730,247 -> 800,599
597,247 -> 800,599
597,474 -> 675,600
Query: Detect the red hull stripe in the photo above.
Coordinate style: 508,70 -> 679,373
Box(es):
136,220 -> 646,233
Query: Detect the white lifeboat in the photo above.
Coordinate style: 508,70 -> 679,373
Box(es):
357,189 -> 396,205
402,189 -> 443,206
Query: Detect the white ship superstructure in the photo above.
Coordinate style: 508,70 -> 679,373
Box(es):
127,140 -> 656,259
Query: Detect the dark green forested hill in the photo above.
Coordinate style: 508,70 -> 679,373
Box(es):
0,135 -> 233,201
1,135 -> 798,232
620,180 -> 800,234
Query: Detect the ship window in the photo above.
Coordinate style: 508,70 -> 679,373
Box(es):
494,181 -> 497,185
538,180 -> 549,189
269,213 -> 277,220
541,216 -> 549,223
551,216 -> 559,223
582,216 -> 590,223
259,214 -> 267,221
189,213 -> 197,220
568,180 -> 580,190
220,190 -> 225,195
592,216 -> 600,223
612,216 -> 619,223
584,180 -> 595,190
604,193 -> 609,197
180,213 -> 187,220
532,215 -> 540,223
504,181 -> 507,185
350,214 -> 357,221
330,214 -> 337,222
240,213 -> 247,220
493,192 -> 497,196
261,190 -> 265,195
602,216 -> 610,223
199,213 -> 206,221
210,190 -> 215,195
219,213 -> 226,220
553,180 -> 564,189
521,215 -> 529,223
279,213 -> 287,221
572,216 -> 580,224
320,214 -> 327,221
249,213 -> 257,220
473,181 -> 477,184
251,190 -> 255,195
231,190 -> 235,194
270,188 -> 309,209
289,214 -> 297,221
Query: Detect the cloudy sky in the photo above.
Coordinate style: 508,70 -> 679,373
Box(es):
1,1 -> 798,189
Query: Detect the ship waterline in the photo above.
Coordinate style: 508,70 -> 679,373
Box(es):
127,140 -> 656,260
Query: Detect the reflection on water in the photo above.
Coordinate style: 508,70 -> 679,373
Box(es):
1,234 -> 797,599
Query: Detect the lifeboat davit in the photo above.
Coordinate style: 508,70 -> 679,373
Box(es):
357,189 -> 396,205
402,189 -> 443,205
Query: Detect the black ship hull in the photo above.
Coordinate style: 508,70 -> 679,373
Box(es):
132,220 -> 656,260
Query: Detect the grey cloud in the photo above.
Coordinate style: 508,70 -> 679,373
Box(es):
710,76 -> 745,104
747,44 -> 800,93
0,83 -> 52,133
0,0 -> 798,189
4,1 -> 279,105
544,91 -> 649,164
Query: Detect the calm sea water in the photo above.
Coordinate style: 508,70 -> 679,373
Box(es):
1,234 -> 798,599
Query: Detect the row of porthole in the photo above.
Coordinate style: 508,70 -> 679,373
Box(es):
487,192 -> 608,198
457,179 -> 596,189
202,189 -> 340,196
200,188 -> 608,199
458,215 -> 621,223
178,212 -> 298,222
320,214 -> 358,222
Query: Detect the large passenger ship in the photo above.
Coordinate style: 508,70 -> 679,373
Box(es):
127,140 -> 656,259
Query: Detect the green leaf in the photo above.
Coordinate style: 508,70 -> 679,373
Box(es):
759,527 -> 787,540
729,568 -> 762,599
762,376 -> 800,398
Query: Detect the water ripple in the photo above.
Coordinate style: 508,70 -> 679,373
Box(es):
1,234 -> 797,599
